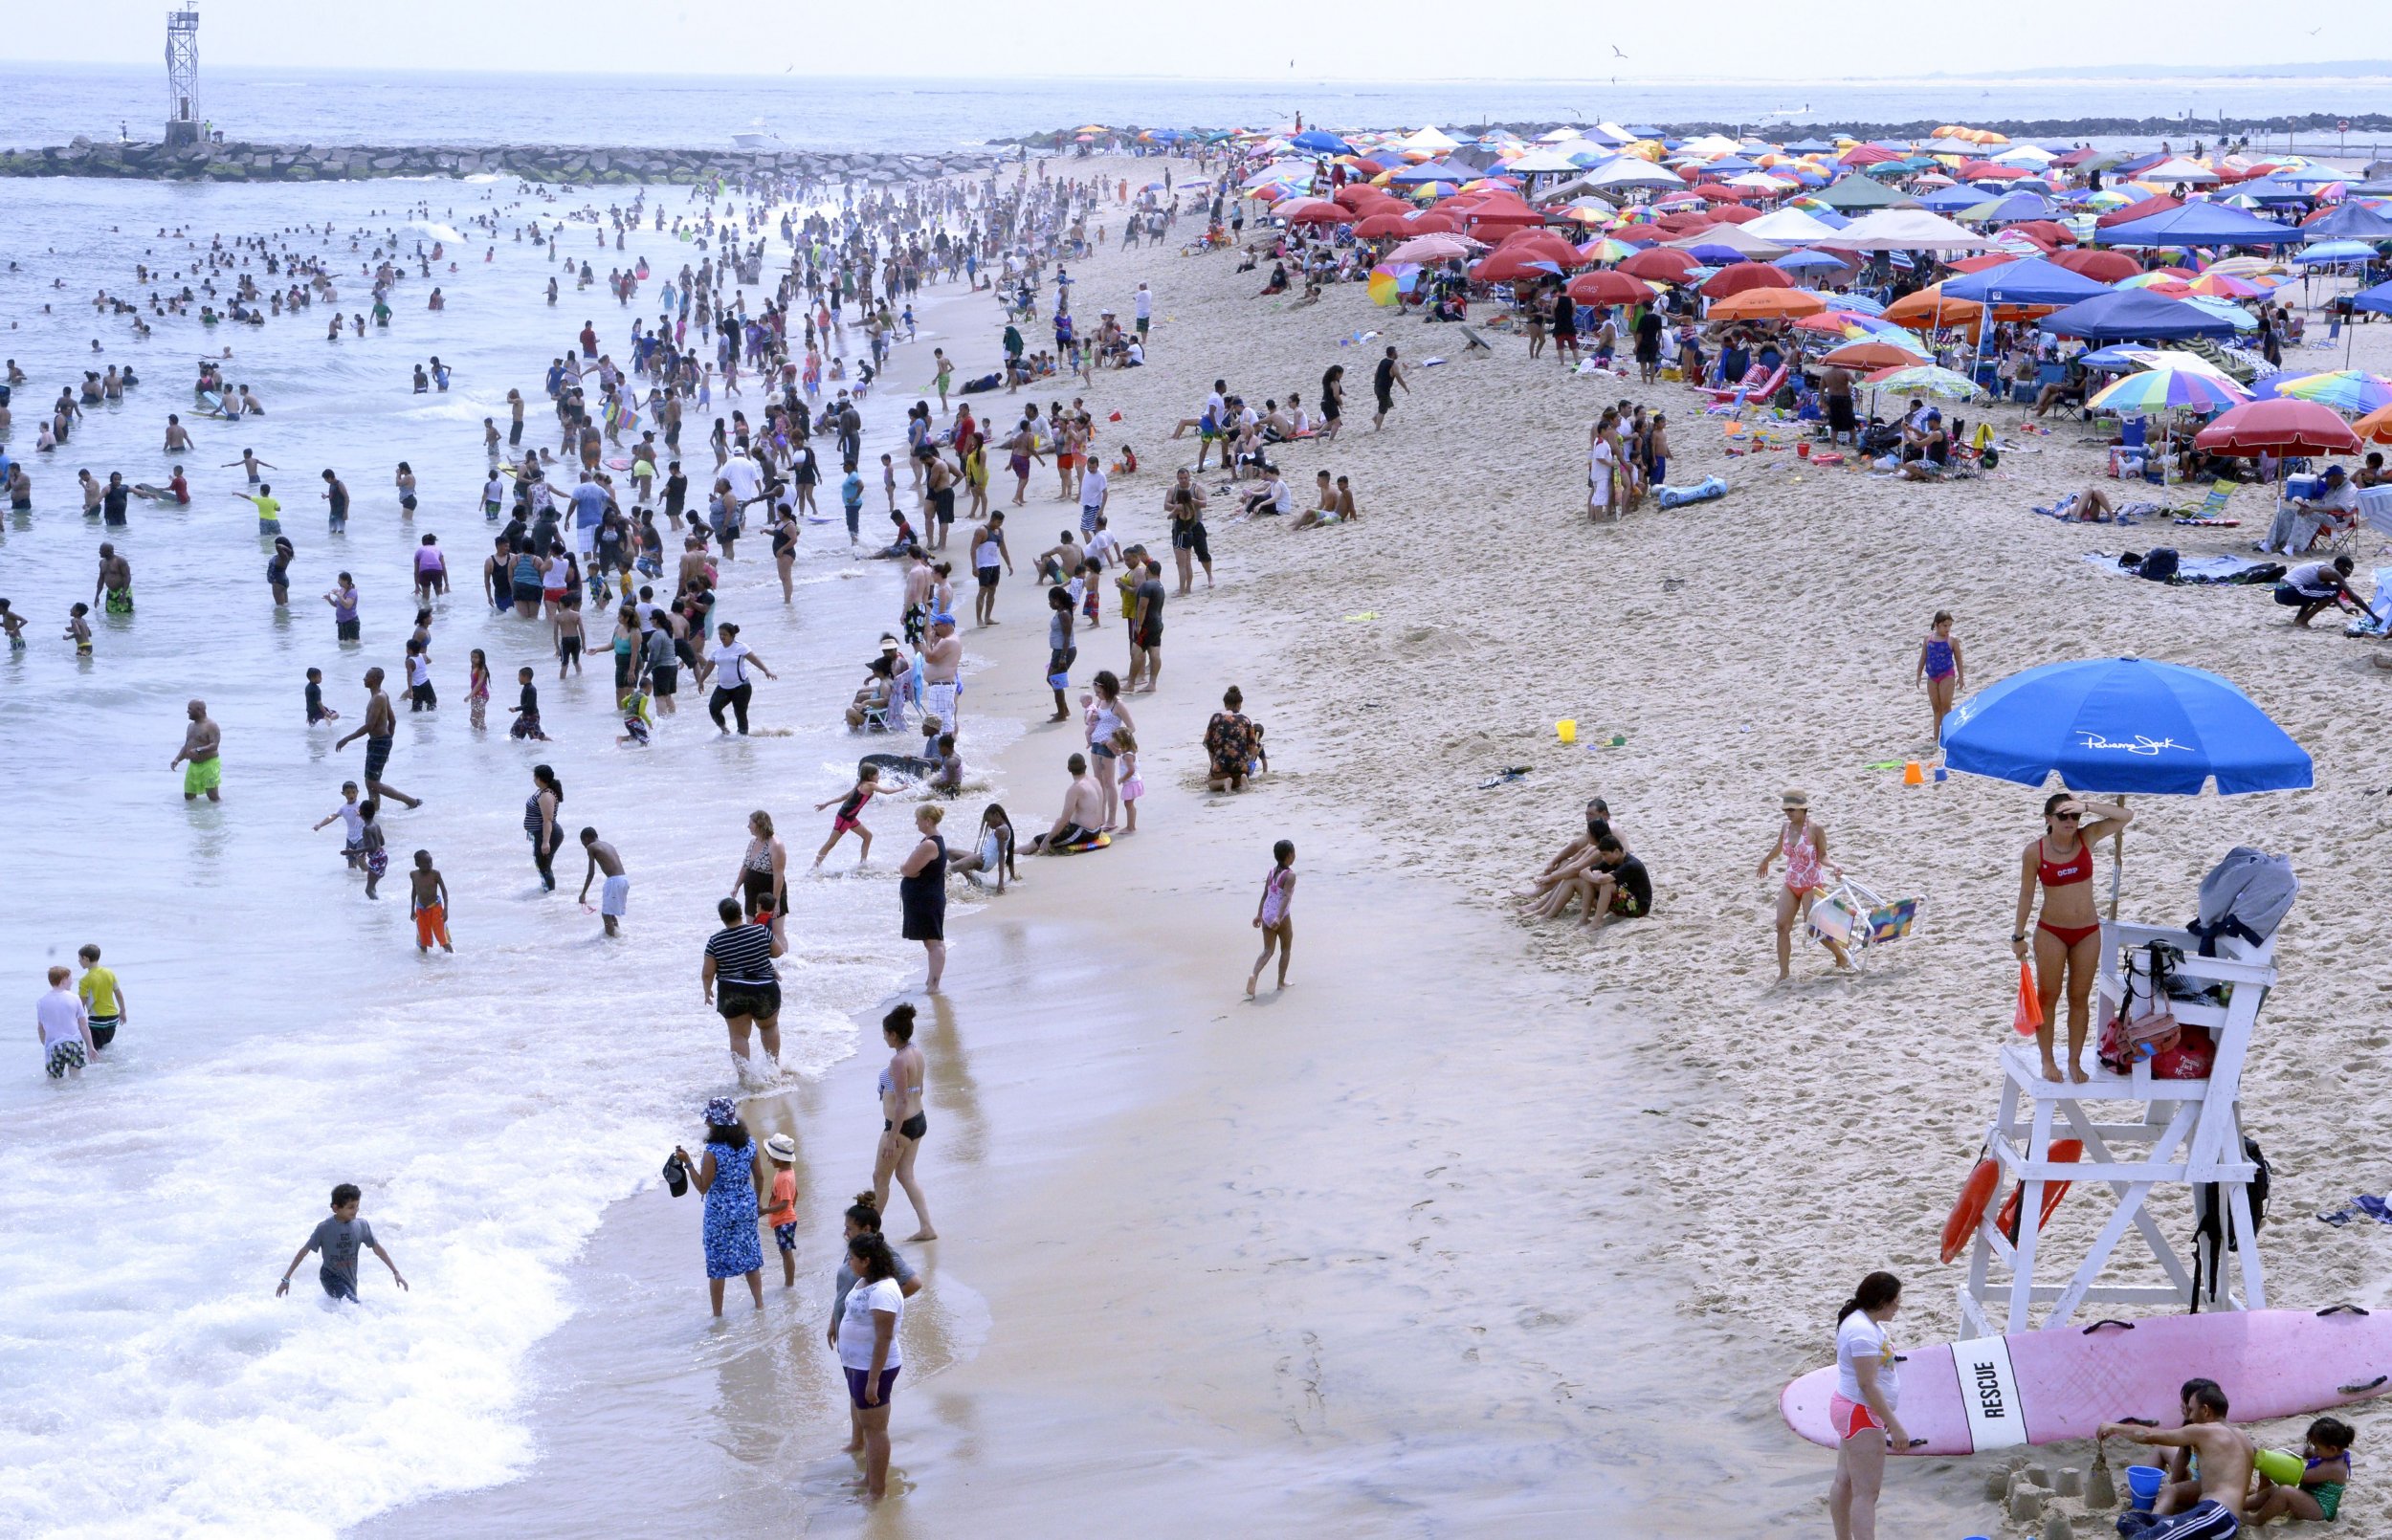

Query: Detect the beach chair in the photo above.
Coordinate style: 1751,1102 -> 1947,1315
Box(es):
2171,482 -> 2237,525
1699,362 -> 1785,410
1805,874 -> 1921,969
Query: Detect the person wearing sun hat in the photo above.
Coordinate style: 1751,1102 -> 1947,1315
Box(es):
673,1097 -> 766,1316
1756,790 -> 1849,979
762,1133 -> 800,1287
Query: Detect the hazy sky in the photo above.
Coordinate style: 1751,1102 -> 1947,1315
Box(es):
9,0 -> 2373,80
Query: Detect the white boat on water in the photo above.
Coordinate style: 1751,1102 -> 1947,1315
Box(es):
732,120 -> 781,150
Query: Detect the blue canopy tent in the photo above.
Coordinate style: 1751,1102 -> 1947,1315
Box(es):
1943,255 -> 2113,306
1945,257 -> 2115,383
2348,278 -> 2392,318
1918,185 -> 1989,212
2098,202 -> 2307,248
2037,289 -> 2242,341
2302,202 -> 2392,242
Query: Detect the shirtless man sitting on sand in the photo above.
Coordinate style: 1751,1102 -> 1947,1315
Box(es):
2099,1379 -> 2253,1539
1024,752 -> 1105,854
1520,799 -> 1631,920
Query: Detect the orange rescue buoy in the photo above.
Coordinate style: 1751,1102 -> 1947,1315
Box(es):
1997,1139 -> 2085,1244
1940,1155 -> 2002,1264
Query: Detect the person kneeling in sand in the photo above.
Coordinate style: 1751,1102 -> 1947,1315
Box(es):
1024,752 -> 1105,853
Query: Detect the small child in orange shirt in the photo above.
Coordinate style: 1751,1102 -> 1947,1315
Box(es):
761,1133 -> 799,1286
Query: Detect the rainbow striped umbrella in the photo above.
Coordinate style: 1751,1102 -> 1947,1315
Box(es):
1367,263 -> 1421,307
2253,368 -> 2392,415
2086,368 -> 2250,414
1866,364 -> 1981,399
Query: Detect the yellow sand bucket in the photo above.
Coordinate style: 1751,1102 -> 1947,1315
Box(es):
1557,719 -> 1577,744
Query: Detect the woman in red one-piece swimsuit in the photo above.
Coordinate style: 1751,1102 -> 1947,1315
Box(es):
2010,793 -> 2134,1083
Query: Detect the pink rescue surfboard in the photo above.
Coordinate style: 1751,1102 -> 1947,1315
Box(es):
1782,1308 -> 2392,1456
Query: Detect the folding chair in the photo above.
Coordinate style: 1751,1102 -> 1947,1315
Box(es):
1805,874 -> 1922,970
2171,482 -> 2237,524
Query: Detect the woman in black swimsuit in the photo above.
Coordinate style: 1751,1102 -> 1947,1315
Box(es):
1318,364 -> 1343,441
896,804 -> 948,991
732,809 -> 787,920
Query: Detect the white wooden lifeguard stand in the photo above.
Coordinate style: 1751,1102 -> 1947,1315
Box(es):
1958,918 -> 2277,1338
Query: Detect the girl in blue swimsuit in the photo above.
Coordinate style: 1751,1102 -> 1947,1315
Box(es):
1916,610 -> 1964,747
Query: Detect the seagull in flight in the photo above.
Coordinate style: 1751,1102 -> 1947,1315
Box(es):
1610,45 -> 1628,58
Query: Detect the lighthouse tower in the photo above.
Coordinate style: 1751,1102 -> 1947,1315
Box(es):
165,7 -> 202,145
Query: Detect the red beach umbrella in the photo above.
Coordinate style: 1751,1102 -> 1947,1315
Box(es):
1618,247 -> 1700,282
1567,270 -> 1660,305
2193,399 -> 2362,457
2051,248 -> 2142,283
1700,261 -> 1796,297
1353,211 -> 1413,238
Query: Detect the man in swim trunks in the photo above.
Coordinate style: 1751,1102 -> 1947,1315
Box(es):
2100,1380 -> 2253,1538
920,613 -> 963,729
335,667 -> 423,809
1026,753 -> 1106,853
168,697 -> 220,802
577,827 -> 630,937
1372,345 -> 1407,431
94,542 -> 133,615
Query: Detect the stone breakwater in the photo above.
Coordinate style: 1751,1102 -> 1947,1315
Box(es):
0,139 -> 1001,185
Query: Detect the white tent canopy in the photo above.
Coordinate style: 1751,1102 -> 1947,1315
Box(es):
1584,158 -> 1684,189
1397,124 -> 1460,152
2138,157 -> 2220,186
1810,208 -> 1994,252
1502,146 -> 1589,175
1740,206 -> 1844,244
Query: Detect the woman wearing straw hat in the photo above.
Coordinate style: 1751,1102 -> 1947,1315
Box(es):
674,1097 -> 766,1316
1757,790 -> 1849,979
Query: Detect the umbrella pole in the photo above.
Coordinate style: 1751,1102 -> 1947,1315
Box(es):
2107,795 -> 2126,922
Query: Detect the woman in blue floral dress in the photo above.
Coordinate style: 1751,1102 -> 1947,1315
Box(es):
675,1096 -> 766,1315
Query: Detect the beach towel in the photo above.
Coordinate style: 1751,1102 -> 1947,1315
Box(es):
2080,552 -> 2270,585
2344,566 -> 2392,636
2187,847 -> 2295,960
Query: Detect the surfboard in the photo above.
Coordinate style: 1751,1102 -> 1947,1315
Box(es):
1782,1308 -> 2392,1456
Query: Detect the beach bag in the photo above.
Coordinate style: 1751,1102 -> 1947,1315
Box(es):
2100,940 -> 2183,1073
1655,475 -> 1727,510
2147,1028 -> 2216,1081
2135,547 -> 2181,583
2186,847 -> 2296,959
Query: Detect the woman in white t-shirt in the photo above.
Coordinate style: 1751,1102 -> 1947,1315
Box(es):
1828,1270 -> 1909,1540
837,1232 -> 907,1500
703,621 -> 776,737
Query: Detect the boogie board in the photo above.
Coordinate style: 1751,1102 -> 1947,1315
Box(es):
1783,1308 -> 2392,1456
1052,833 -> 1111,854
605,456 -> 634,472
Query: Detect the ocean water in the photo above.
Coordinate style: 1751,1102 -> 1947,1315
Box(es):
5,62 -> 2392,153
0,173 -> 1002,1535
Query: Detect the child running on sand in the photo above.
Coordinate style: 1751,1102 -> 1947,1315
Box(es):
813,764 -> 880,869
276,1183 -> 408,1302
409,850 -> 453,953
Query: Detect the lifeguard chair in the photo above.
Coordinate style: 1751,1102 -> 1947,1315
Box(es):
1957,917 -> 2275,1337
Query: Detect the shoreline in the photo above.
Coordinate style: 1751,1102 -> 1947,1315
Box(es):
0,141 -> 999,185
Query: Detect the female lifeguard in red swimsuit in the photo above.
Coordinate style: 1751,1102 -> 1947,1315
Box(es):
2010,793 -> 2134,1083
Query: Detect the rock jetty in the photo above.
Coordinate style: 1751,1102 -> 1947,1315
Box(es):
0,138 -> 1000,186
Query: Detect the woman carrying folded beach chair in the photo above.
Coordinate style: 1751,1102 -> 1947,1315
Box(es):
1758,789 -> 1849,979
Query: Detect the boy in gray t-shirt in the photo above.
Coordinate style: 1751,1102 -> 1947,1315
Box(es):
277,1183 -> 409,1302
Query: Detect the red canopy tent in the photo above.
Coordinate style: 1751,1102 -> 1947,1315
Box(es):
1840,144 -> 1901,167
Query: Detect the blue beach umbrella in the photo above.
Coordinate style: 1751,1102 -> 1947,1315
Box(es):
1291,129 -> 1353,155
1941,657 -> 2312,796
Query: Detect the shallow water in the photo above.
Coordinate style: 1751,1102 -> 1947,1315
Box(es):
0,174 -> 991,1535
